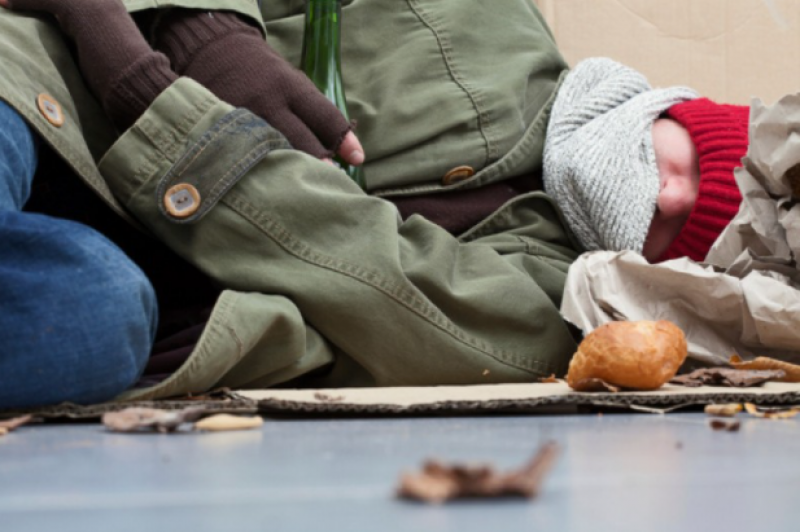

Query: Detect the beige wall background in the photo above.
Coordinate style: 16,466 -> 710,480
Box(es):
533,0 -> 800,105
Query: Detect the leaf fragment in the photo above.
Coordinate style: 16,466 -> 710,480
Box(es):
704,404 -> 742,417
743,403 -> 800,419
194,414 -> 263,432
102,407 -> 205,433
397,442 -> 560,503
708,419 -> 741,432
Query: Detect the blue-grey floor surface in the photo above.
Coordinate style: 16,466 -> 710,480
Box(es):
1,411 -> 798,532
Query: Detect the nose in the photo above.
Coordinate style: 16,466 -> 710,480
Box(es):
657,176 -> 697,220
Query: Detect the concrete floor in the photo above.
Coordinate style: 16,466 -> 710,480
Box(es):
1,412 -> 798,531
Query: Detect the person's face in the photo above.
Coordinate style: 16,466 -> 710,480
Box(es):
642,118 -> 700,261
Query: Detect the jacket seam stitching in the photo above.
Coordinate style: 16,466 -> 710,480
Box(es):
405,0 -> 497,166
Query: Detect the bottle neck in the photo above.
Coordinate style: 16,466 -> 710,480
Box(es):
301,0 -> 343,88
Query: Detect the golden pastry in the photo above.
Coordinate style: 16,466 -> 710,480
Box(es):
567,320 -> 688,391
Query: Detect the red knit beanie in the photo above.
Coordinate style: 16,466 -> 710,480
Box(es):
657,98 -> 750,262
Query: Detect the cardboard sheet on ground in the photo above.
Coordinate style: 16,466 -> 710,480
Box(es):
561,93 -> 800,369
6,382 -> 800,419
237,382 -> 800,415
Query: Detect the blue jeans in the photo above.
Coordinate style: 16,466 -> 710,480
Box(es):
0,100 -> 157,409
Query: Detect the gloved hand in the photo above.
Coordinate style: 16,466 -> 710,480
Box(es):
0,0 -> 177,130
154,9 -> 364,165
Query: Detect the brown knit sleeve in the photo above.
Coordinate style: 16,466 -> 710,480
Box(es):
153,9 -> 263,75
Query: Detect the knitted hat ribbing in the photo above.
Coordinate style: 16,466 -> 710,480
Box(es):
657,99 -> 749,262
544,58 -> 698,253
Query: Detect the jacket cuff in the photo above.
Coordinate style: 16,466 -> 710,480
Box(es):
98,77 -> 231,202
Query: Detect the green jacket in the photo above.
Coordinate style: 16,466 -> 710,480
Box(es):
0,0 -> 580,400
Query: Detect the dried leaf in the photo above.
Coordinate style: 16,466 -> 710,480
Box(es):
539,374 -> 559,384
397,442 -> 560,503
102,407 -> 205,433
744,403 -> 800,419
0,415 -> 33,432
730,355 -> 800,383
194,414 -> 263,432
704,404 -> 743,417
670,368 -> 785,388
569,378 -> 622,393
313,392 -> 344,403
708,419 -> 741,432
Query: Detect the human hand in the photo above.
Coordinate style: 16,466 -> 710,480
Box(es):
154,10 -> 364,165
0,0 -> 177,129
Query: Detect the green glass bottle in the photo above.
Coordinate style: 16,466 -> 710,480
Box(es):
301,0 -> 365,189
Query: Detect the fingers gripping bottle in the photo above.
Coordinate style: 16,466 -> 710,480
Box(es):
301,0 -> 365,189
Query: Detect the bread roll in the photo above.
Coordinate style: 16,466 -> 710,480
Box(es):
567,321 -> 688,391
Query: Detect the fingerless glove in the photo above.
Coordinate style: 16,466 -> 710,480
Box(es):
154,9 -> 352,158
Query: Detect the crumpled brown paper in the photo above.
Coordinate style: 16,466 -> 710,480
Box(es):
561,93 -> 800,368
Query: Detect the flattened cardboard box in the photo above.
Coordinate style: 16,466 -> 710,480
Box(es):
240,382 -> 800,415
6,381 -> 800,420
10,383 -> 800,419
534,0 -> 800,105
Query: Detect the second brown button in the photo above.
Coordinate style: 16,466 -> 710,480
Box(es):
442,165 -> 475,186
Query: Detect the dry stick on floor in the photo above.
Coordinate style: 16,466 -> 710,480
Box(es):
194,414 -> 264,432
0,415 -> 34,436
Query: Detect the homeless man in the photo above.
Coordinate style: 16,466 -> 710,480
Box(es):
0,0 -> 582,408
0,0 -> 754,410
